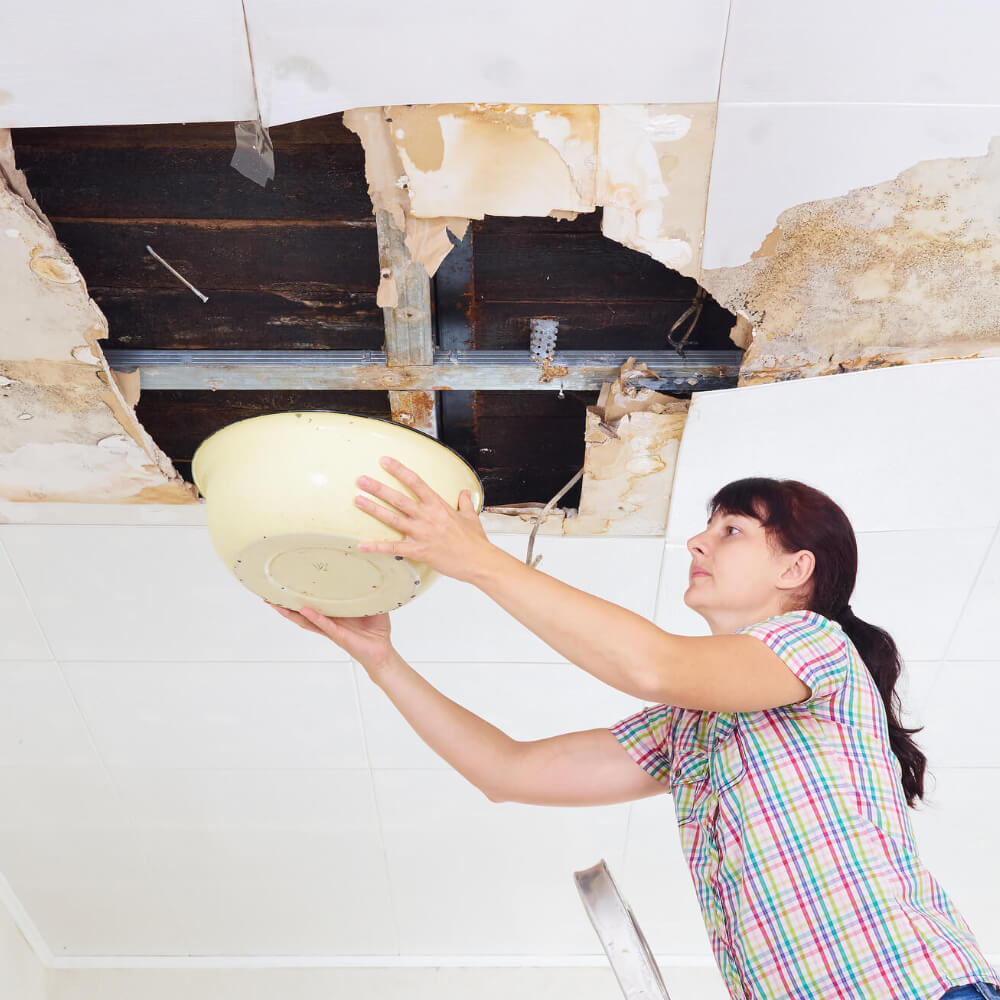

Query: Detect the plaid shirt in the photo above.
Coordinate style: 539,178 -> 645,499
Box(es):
612,610 -> 998,1000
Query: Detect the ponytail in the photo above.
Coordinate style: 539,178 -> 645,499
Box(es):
834,604 -> 926,806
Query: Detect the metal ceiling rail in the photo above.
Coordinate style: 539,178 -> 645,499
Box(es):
103,349 -> 744,392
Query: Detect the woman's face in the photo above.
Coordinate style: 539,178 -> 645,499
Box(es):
684,509 -> 809,631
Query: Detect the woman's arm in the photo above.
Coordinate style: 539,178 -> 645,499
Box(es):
470,548 -> 809,713
351,458 -> 808,713
370,646 -> 666,806
273,600 -> 664,805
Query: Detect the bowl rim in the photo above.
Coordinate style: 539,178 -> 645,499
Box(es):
191,408 -> 485,512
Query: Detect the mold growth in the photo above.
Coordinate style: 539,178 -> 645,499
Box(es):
702,136 -> 1000,385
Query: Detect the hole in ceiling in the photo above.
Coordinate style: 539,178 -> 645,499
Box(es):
10,115 -> 737,510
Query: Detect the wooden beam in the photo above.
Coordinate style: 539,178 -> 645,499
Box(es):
375,208 -> 438,437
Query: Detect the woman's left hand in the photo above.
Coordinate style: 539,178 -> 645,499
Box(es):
353,456 -> 498,584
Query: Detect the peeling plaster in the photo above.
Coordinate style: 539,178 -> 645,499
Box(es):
0,130 -> 196,503
702,137 -> 1000,385
347,103 -> 716,280
343,108 -> 469,278
565,359 -> 689,536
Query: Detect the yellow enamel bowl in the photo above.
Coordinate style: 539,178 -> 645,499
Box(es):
191,411 -> 484,617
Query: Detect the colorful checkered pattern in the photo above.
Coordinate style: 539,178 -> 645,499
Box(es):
612,610 -> 998,1000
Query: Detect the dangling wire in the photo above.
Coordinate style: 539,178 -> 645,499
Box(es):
524,467 -> 584,569
667,286 -> 706,357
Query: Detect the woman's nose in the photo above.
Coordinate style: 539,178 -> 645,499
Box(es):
687,533 -> 707,555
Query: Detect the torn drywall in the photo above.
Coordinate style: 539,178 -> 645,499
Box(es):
566,358 -> 689,536
702,136 -> 1000,385
343,107 -> 469,278
347,103 -> 715,280
596,104 -> 715,275
0,130 -> 196,503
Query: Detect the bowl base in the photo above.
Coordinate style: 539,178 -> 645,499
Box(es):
233,531 -> 422,617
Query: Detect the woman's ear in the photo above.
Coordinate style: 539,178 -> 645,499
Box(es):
779,549 -> 815,589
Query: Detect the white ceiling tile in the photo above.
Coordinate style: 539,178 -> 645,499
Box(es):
910,768 -> 1000,953
1,1 -> 255,128
618,795 -> 714,955
389,535 -> 663,663
720,0 -> 1000,105
43,967 -> 627,1000
357,661 -> 643,770
375,769 -> 627,954
917,663 -> 1000,769
653,544 -> 711,637
0,826 -> 150,892
896,661 -> 943,733
61,661 -> 365,769
851,529 -> 993,663
703,104 -> 1000,269
0,767 -> 127,835
0,662 -> 97,766
6,772 -> 395,956
112,768 -> 373,832
137,828 -> 394,954
947,525 -> 1000,661
665,359 -> 1000,539
144,873 -> 397,956
16,882 -> 190,957
0,526 -> 350,662
247,0 -> 730,127
0,542 -> 50,661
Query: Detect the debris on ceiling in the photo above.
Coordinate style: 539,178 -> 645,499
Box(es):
0,130 -> 194,503
568,359 -> 690,537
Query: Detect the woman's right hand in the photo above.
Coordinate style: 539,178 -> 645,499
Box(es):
268,603 -> 394,672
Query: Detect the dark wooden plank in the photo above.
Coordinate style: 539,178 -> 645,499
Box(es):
471,212 -> 604,236
94,288 -> 384,351
143,388 -> 588,508
11,113 -> 359,150
471,298 -> 737,351
473,225 -> 703,302
53,220 -> 378,291
136,390 -> 392,462
14,143 -> 372,222
465,389 -> 590,505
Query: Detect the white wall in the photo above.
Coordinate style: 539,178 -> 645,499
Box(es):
0,902 -> 44,1000
45,964 -> 729,1000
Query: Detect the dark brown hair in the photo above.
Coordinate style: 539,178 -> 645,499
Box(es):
709,477 -> 926,806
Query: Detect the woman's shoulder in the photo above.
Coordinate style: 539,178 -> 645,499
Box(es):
737,608 -> 846,639
737,610 -> 853,701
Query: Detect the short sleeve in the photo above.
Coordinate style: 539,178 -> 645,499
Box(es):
611,704 -> 675,783
736,610 -> 849,702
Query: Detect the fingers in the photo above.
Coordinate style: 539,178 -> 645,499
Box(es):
355,539 -> 409,556
354,494 -> 408,532
267,603 -> 325,635
298,606 -> 355,642
356,474 -> 419,518
377,456 -> 437,504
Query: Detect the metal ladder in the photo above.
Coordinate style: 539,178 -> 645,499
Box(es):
575,860 -> 672,1000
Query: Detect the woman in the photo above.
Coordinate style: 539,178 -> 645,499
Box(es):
271,455 -> 999,1000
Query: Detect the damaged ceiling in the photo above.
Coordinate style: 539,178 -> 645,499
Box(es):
3,2 -> 1000,533
1,112 -> 739,525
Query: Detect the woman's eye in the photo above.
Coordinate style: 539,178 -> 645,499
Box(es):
726,525 -> 740,535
